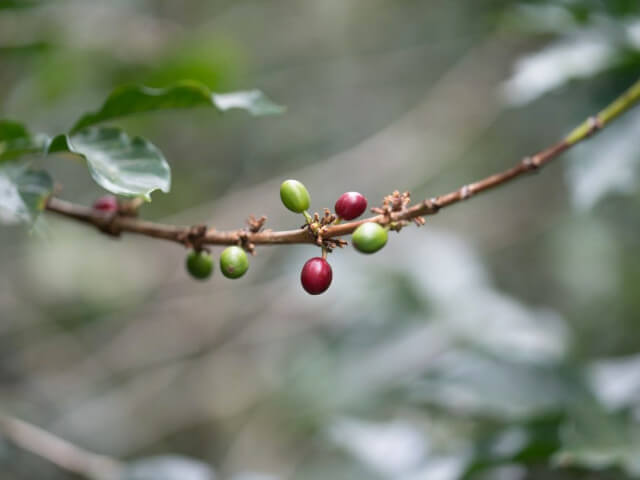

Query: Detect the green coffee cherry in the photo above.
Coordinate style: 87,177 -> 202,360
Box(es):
220,246 -> 249,279
352,222 -> 388,254
280,179 -> 310,213
186,250 -> 214,280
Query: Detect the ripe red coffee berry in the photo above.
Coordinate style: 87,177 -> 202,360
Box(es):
301,257 -> 332,295
93,195 -> 118,213
334,192 -> 367,220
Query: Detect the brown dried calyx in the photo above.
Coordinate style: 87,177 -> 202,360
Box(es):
304,209 -> 347,252
372,190 -> 425,231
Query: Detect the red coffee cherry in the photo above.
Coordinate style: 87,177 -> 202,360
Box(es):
93,195 -> 118,213
334,192 -> 367,220
301,257 -> 332,295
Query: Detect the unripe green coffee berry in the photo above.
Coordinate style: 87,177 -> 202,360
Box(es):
280,179 -> 310,213
352,222 -> 388,254
186,250 -> 214,280
220,246 -> 249,279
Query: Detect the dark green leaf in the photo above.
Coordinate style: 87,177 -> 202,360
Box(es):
461,414 -> 565,479
48,127 -> 170,200
0,42 -> 52,56
553,408 -> 640,477
0,163 -> 53,224
0,120 -> 49,161
0,0 -> 40,9
71,81 -> 285,132
0,120 -> 29,141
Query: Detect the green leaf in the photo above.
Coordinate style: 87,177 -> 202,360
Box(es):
0,163 -> 53,224
553,408 -> 640,477
212,90 -> 286,116
71,81 -> 285,132
48,127 -> 170,200
0,119 -> 49,162
404,350 -> 582,420
0,0 -> 40,9
0,42 -> 51,56
0,120 -> 29,141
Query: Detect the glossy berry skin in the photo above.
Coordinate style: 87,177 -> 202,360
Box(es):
220,246 -> 249,279
352,222 -> 388,254
280,179 -> 311,213
335,192 -> 367,220
93,195 -> 118,213
186,250 -> 213,280
301,257 -> 332,295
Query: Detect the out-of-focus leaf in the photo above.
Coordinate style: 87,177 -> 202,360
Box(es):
500,3 -> 579,34
0,163 -> 53,224
230,474 -> 281,480
566,107 -> 640,210
500,35 -> 615,107
47,127 -> 170,200
461,414 -> 565,479
122,455 -> 216,480
0,120 -> 48,162
211,90 -> 285,116
0,120 -> 29,141
329,418 -> 427,477
403,350 -> 584,420
0,42 -> 52,56
553,408 -> 640,477
0,0 -> 40,9
71,81 -> 285,132
588,353 -> 640,410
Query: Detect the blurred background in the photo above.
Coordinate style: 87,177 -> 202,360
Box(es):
2,0 -> 640,479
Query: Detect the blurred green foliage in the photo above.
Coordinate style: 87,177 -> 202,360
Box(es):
1,1 -> 640,480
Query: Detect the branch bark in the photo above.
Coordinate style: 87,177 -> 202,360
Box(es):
45,77 -> 640,250
0,415 -> 122,480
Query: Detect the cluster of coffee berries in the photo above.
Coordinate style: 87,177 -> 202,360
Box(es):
280,179 -> 389,295
184,246 -> 249,281
94,178 -> 391,292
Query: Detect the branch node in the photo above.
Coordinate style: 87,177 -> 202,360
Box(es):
320,231 -> 347,252
460,185 -> 472,200
424,197 -> 441,213
587,115 -> 603,136
118,197 -> 144,217
389,221 -> 404,232
521,156 -> 539,171
95,213 -> 122,237
246,215 -> 267,233
236,230 -> 256,255
178,224 -> 208,251
321,208 -> 336,226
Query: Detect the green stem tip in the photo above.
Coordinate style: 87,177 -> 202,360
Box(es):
303,211 -> 313,224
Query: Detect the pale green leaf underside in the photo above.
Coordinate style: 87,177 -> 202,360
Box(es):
48,127 -> 171,200
0,164 -> 53,224
71,81 -> 285,132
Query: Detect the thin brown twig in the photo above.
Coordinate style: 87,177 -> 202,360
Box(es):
0,415 -> 122,480
44,77 -> 640,251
